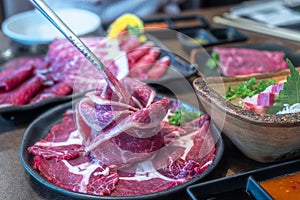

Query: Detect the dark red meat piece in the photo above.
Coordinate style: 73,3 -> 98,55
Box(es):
0,65 -> 34,92
30,82 -> 72,103
0,76 -> 43,105
28,111 -> 83,160
154,116 -> 215,178
29,104 -> 216,196
128,48 -> 161,79
109,114 -> 215,196
119,35 -> 141,52
111,176 -> 181,196
91,131 -> 164,169
46,37 -> 122,91
121,77 -> 156,107
86,97 -> 170,168
129,47 -> 160,69
147,56 -> 170,79
33,155 -> 119,195
127,41 -> 154,68
213,47 -> 289,76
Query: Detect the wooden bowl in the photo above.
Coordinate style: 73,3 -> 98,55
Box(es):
193,68 -> 300,163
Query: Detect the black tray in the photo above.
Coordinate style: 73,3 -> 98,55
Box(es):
20,97 -> 224,200
101,14 -> 210,33
187,158 -> 300,200
169,15 -> 210,30
193,42 -> 300,77
0,34 -> 197,119
177,27 -> 247,54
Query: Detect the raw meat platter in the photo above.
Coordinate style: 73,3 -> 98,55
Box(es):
19,96 -> 224,200
193,42 -> 300,77
0,44 -> 80,117
0,35 -> 196,116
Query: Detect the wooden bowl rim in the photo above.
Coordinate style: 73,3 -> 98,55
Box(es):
193,70 -> 300,127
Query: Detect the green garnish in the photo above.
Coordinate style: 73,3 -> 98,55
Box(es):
188,38 -> 209,45
206,51 -> 219,69
225,77 -> 276,101
267,59 -> 300,114
126,25 -> 142,37
169,109 -> 204,126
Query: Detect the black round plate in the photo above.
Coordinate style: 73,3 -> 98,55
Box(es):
19,97 -> 224,200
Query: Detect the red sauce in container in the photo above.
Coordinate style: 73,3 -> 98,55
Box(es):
260,172 -> 300,200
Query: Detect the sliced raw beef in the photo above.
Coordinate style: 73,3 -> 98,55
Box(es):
84,97 -> 170,168
180,114 -> 211,134
29,108 -> 215,196
0,65 -> 34,92
127,41 -> 154,68
119,35 -> 141,52
76,77 -> 156,149
110,114 -> 215,196
23,37 -> 217,196
155,115 -> 215,177
30,82 -> 72,103
76,67 -> 140,143
243,83 -> 284,114
129,47 -> 160,70
29,86 -> 216,196
121,77 -> 156,107
28,111 -> 83,160
46,37 -> 128,91
90,131 -> 165,169
0,76 -> 43,105
0,36 -> 171,107
112,173 -> 181,196
213,47 -> 289,76
76,96 -> 134,140
128,48 -> 161,79
33,155 -> 119,195
147,56 -> 170,80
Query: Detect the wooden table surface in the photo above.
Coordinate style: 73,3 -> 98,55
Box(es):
1,4 -> 300,200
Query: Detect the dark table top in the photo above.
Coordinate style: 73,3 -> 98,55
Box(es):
1,4 -> 300,200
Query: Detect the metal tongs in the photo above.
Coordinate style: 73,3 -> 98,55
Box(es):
30,0 -> 109,81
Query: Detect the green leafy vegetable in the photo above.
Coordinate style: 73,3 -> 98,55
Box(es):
267,59 -> 300,114
206,51 -> 219,69
168,109 -> 203,126
126,25 -> 142,37
225,77 -> 275,101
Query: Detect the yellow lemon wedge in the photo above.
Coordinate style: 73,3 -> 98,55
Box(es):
107,13 -> 146,42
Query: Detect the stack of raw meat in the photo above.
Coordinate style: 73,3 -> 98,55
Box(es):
0,36 -> 170,106
28,68 -> 216,196
213,47 -> 289,76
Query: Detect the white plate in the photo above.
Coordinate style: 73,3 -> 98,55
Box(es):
2,8 -> 101,45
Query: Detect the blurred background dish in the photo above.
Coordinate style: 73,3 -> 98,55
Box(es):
1,8 -> 101,45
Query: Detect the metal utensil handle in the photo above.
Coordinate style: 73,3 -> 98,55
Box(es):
30,0 -> 107,77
